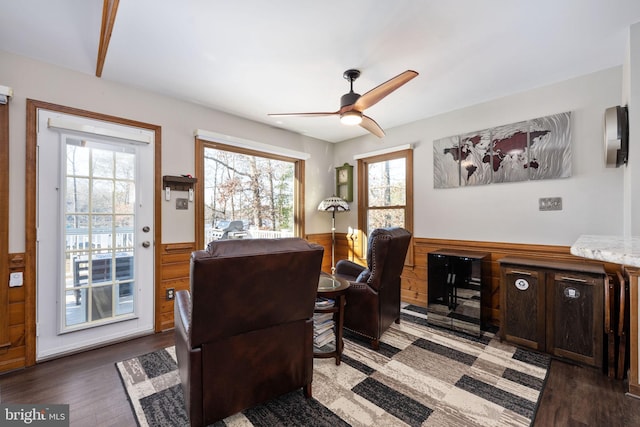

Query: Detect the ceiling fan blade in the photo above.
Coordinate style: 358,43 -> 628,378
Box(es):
268,111 -> 339,118
354,70 -> 418,111
360,114 -> 385,138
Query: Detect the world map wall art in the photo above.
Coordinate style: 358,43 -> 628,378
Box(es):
433,111 -> 572,188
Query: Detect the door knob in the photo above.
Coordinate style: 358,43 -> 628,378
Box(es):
142,241 -> 151,248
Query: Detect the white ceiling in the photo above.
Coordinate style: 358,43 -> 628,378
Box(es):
1,1 -> 640,143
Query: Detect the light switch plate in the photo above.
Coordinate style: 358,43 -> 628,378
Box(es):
539,197 -> 562,211
9,272 -> 23,287
176,198 -> 188,210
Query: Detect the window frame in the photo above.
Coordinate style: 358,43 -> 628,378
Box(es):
357,148 -> 413,266
195,138 -> 305,250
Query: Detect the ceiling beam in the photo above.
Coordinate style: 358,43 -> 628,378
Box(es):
95,0 -> 120,77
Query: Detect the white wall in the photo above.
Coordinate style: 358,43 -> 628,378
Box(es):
629,22 -> 640,236
1,49 -> 631,250
0,50 -> 334,251
335,67 -> 626,246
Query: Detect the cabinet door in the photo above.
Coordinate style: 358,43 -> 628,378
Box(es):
451,257 -> 481,336
428,254 -> 449,305
427,253 -> 452,329
501,266 -> 545,350
548,272 -> 603,368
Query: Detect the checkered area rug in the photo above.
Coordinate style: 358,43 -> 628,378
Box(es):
116,305 -> 549,426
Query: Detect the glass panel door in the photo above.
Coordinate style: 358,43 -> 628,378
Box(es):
63,139 -> 136,330
36,109 -> 155,361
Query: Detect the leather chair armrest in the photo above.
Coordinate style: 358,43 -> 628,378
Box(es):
175,290 -> 192,346
335,259 -> 365,279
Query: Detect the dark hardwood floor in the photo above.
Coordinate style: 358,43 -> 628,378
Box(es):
1,331 -> 640,426
535,360 -> 640,427
0,332 -> 174,427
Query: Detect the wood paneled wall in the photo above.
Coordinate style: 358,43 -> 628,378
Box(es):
154,236 -> 348,332
154,235 -> 351,332
308,234 -> 620,327
304,233 -> 352,274
156,243 -> 195,332
1,235 -> 617,374
0,253 -> 26,372
412,238 -> 620,326
0,241 -> 193,374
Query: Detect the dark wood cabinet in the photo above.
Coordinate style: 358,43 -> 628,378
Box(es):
501,265 -> 546,351
499,257 -> 605,368
427,250 -> 489,336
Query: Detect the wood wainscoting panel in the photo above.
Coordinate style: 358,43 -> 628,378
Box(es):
305,233 -> 334,274
400,267 -> 425,306
415,238 -> 621,327
0,253 -> 27,373
156,243 -> 195,332
306,232 -> 363,274
294,235 -> 616,330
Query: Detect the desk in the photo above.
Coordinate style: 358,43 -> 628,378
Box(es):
314,273 -> 349,365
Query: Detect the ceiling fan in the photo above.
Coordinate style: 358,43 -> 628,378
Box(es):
268,69 -> 419,138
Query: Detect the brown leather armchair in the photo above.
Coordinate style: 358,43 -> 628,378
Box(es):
174,238 -> 324,426
335,227 -> 411,349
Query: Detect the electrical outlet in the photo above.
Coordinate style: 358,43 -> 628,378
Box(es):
166,288 -> 175,300
539,197 -> 562,211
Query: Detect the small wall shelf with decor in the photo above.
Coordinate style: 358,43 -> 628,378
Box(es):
163,175 -> 197,202
163,175 -> 197,191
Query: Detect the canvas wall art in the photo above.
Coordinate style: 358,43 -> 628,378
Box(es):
433,112 -> 572,188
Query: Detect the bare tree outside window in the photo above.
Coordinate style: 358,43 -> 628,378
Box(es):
357,148 -> 413,266
203,146 -> 296,244
366,157 -> 406,234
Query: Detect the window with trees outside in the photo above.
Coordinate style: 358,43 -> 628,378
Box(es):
358,148 -> 413,263
196,139 -> 304,249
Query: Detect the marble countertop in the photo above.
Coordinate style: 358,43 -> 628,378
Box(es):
570,235 -> 640,268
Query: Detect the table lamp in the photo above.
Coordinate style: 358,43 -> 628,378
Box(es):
317,196 -> 350,273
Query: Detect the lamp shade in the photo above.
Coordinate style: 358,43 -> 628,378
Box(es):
340,110 -> 362,126
317,196 -> 350,212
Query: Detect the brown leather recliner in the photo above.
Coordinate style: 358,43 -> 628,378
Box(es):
335,227 -> 411,349
174,238 -> 324,427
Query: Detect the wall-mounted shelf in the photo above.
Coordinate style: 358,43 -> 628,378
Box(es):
163,175 -> 197,191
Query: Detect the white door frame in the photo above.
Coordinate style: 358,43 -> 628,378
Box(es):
24,101 -> 161,364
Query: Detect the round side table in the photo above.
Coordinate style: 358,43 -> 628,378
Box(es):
314,273 -> 350,365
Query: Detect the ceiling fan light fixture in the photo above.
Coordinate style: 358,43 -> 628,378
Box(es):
268,69 -> 418,138
340,110 -> 362,126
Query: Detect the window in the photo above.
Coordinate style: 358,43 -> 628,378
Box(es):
358,148 -> 413,263
64,139 -> 136,328
195,139 -> 304,249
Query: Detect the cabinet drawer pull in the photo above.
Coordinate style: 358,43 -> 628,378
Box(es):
559,276 -> 587,283
511,270 -> 532,276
